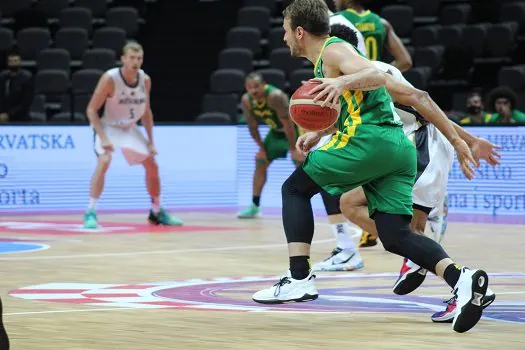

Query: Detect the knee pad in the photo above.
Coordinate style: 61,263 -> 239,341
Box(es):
374,212 -> 412,255
320,191 -> 341,216
282,167 -> 321,199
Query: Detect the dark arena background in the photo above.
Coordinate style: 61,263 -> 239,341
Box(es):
0,0 -> 524,349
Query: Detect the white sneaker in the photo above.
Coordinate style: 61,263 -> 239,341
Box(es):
313,248 -> 364,272
452,267 -> 489,333
252,271 -> 318,304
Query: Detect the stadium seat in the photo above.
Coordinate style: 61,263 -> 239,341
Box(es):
414,46 -> 444,71
270,48 -> 305,76
50,111 -> 86,123
0,0 -> 32,17
37,49 -> 71,74
498,65 -> 525,90
438,25 -> 464,50
412,25 -> 441,47
55,28 -> 89,60
380,5 -> 413,37
201,93 -> 239,120
403,67 -> 432,90
406,0 -> 439,17
93,27 -> 127,56
210,69 -> 245,94
34,0 -> 69,18
462,24 -> 489,57
75,0 -> 107,18
16,28 -> 51,61
243,0 -> 276,13
226,27 -> 262,56
440,4 -> 471,25
486,22 -> 518,57
500,2 -> 525,33
218,48 -> 253,74
29,95 -> 47,123
289,68 -> 314,93
106,7 -> 139,37
237,6 -> 270,34
59,8 -> 93,34
71,69 -> 103,94
195,112 -> 232,124
0,28 -> 14,53
269,27 -> 286,51
55,94 -> 90,122
82,49 -> 117,71
34,69 -> 70,97
256,68 -> 286,91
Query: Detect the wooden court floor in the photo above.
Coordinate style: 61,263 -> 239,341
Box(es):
0,211 -> 524,349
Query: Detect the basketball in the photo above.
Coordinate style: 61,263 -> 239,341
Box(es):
289,81 -> 340,132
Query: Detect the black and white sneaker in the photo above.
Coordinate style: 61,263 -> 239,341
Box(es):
252,271 -> 318,304
452,267 -> 489,333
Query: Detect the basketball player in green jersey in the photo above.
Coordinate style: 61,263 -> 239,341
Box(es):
253,0 -> 491,333
333,0 -> 412,72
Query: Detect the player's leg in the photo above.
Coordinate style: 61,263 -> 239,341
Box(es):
142,156 -> 183,226
0,296 -> 9,349
84,131 -> 112,229
313,190 -> 363,271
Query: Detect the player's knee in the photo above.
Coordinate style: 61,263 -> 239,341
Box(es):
282,167 -> 320,199
143,156 -> 158,174
374,212 -> 412,255
97,154 -> 112,170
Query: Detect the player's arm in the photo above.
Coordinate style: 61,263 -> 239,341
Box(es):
86,73 -> 114,141
268,90 -> 296,150
241,94 -> 264,149
450,120 -> 501,166
142,75 -> 154,145
382,19 -> 413,72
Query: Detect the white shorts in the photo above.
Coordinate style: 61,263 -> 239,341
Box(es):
412,124 -> 454,210
94,124 -> 150,165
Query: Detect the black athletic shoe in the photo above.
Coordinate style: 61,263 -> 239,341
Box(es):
0,296 -> 10,349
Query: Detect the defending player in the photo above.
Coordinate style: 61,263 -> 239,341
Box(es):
253,0 -> 491,333
83,41 -> 183,229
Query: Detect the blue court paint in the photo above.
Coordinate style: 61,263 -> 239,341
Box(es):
0,242 -> 49,254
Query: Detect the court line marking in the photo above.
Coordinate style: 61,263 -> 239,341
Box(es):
0,238 -> 339,261
5,307 -> 140,317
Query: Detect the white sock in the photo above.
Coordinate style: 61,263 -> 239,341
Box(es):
332,223 -> 357,252
151,196 -> 160,214
88,197 -> 97,210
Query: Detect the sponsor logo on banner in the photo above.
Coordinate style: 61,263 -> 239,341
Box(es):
0,134 -> 75,150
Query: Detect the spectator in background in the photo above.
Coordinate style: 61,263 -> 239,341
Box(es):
0,52 -> 33,123
486,86 -> 525,124
459,90 -> 493,125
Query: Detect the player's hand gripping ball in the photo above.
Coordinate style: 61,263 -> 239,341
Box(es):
289,81 -> 340,132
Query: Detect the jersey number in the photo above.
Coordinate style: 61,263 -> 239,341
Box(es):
130,108 -> 135,119
365,37 -> 378,61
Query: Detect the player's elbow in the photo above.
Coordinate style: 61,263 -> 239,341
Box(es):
411,89 -> 430,108
396,55 -> 413,72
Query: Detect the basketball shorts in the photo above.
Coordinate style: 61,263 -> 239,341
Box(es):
94,124 -> 150,165
411,124 -> 454,210
303,125 -> 416,217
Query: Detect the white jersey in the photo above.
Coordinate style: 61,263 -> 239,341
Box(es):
102,67 -> 148,127
329,14 -> 367,57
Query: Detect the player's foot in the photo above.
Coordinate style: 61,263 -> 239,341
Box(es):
252,271 -> 318,304
392,258 -> 427,295
148,208 -> 183,226
452,268 -> 489,333
312,248 -> 364,272
359,231 -> 377,248
431,288 -> 495,323
237,203 -> 261,219
0,296 -> 10,349
83,209 -> 98,229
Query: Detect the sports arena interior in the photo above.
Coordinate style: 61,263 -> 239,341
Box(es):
0,0 -> 524,349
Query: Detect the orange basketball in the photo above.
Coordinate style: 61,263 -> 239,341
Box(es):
289,81 -> 340,132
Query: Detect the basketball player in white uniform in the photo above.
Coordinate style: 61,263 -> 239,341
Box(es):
312,24 -> 499,321
83,41 -> 183,229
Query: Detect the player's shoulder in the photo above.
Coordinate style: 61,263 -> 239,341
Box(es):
241,92 -> 251,104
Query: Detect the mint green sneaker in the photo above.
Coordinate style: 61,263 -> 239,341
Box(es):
237,203 -> 261,219
148,208 -> 183,226
83,209 -> 98,229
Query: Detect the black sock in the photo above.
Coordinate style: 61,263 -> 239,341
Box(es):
252,196 -> 261,207
443,263 -> 462,288
290,256 -> 310,280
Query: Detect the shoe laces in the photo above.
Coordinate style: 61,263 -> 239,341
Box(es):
323,247 -> 342,261
273,277 -> 292,296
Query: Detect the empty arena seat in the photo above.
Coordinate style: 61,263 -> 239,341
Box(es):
34,0 -> 69,18
55,94 -> 90,122
55,28 -> 89,60
289,68 -> 314,93
243,0 -> 276,13
50,111 -> 86,123
237,6 -> 270,34
500,2 -> 525,33
201,93 -> 239,120
37,48 -> 71,74
462,24 -> 489,57
59,8 -> 93,34
16,28 -> 51,61
403,67 -> 432,90
414,45 -> 444,71
82,49 -> 116,71
29,95 -> 47,123
195,112 -> 232,124
380,5 -> 413,37
256,68 -> 286,90
93,27 -> 127,55
71,69 -> 103,94
269,27 -> 286,51
35,69 -> 70,96
210,69 -> 245,94
406,0 -> 439,17
106,7 -> 139,37
270,48 -> 305,75
438,25 -> 464,50
0,0 -> 32,17
226,27 -> 262,56
440,4 -> 471,25
0,28 -> 14,53
486,22 -> 518,57
75,0 -> 107,18
218,48 -> 253,74
498,65 -> 525,90
412,25 -> 441,47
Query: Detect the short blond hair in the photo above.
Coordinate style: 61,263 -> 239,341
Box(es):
122,41 -> 143,55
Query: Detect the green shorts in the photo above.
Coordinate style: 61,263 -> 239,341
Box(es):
303,125 -> 416,217
263,129 -> 290,162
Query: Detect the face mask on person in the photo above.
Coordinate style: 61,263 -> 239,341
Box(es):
467,106 -> 482,115
7,65 -> 20,74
